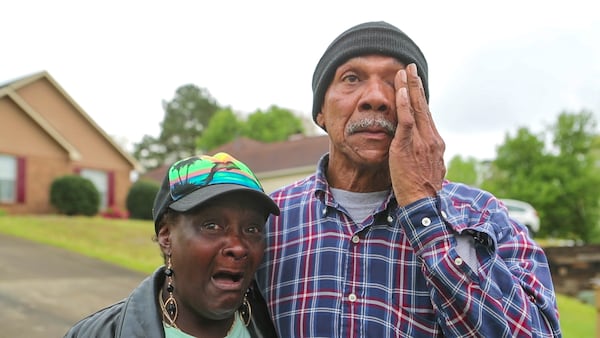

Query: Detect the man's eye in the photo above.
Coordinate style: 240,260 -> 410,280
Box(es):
342,74 -> 359,83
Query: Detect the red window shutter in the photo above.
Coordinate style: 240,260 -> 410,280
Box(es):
16,157 -> 26,203
108,171 -> 115,206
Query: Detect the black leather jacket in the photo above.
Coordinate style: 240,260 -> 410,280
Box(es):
64,267 -> 277,338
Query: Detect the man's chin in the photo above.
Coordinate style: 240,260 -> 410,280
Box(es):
353,150 -> 391,167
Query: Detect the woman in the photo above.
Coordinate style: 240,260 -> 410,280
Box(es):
64,152 -> 279,338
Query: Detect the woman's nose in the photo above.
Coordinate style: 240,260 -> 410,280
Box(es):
222,233 -> 248,260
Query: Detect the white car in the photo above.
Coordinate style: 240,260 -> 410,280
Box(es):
500,199 -> 540,234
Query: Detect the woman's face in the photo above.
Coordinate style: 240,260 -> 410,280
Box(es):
158,192 -> 267,321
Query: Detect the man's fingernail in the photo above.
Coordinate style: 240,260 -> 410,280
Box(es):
400,69 -> 407,82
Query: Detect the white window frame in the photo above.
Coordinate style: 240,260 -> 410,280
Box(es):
0,154 -> 16,203
79,168 -> 108,210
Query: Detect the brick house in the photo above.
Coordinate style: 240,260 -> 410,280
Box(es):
0,71 -> 140,214
142,135 -> 330,193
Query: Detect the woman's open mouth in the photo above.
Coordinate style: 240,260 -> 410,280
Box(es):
211,271 -> 245,290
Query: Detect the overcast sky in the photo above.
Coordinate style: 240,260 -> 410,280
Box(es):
3,0 -> 599,161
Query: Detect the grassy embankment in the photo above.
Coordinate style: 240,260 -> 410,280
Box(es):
0,215 -> 595,336
0,215 -> 162,273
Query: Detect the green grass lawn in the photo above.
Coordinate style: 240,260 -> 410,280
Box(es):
0,215 -> 596,336
0,214 -> 162,273
556,293 -> 596,337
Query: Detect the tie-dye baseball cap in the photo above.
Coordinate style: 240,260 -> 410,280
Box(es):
152,152 -> 279,233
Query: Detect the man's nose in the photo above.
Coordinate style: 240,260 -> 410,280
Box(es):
358,79 -> 393,113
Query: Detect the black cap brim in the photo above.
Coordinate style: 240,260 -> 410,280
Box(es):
169,183 -> 280,217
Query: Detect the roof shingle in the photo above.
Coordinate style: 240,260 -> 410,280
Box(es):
142,135 -> 329,182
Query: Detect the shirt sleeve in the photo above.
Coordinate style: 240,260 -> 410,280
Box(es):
396,195 -> 562,337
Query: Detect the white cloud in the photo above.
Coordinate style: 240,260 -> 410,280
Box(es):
2,0 -> 599,161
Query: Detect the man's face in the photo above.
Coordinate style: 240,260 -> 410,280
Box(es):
316,55 -> 405,166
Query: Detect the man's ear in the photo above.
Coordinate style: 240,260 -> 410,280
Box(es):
157,224 -> 171,254
316,112 -> 326,130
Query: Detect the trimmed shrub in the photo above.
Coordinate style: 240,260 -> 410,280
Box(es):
126,179 -> 160,220
50,175 -> 100,216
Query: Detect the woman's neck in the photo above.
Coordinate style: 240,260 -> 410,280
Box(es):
160,288 -> 236,338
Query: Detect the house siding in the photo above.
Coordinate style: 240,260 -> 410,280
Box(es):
16,79 -> 132,170
1,97 -> 69,156
258,172 -> 315,194
1,93 -> 70,214
25,155 -> 71,214
0,72 -> 138,215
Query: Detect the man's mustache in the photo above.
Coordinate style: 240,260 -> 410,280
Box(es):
347,118 -> 396,136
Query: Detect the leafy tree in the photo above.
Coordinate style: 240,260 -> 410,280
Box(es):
481,127 -> 550,201
197,108 -> 242,152
196,105 -> 306,151
446,155 -> 479,186
481,111 -> 600,242
132,84 -> 221,169
131,135 -> 167,170
243,105 -> 304,142
544,111 -> 600,242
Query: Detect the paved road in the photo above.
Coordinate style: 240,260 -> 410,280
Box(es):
0,233 -> 146,337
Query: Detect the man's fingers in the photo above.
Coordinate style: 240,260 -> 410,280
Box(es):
394,69 -> 415,143
406,64 -> 446,160
391,64 -> 446,205
406,64 -> 433,137
408,64 -> 444,141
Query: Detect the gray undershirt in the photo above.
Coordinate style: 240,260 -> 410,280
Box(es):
330,188 -> 388,223
330,188 -> 479,271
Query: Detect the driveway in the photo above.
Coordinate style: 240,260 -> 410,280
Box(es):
0,233 -> 146,337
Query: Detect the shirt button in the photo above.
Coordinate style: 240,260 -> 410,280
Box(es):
441,211 -> 448,220
322,207 -> 327,216
387,215 -> 393,223
421,217 -> 431,226
348,293 -> 357,302
454,257 -> 463,266
351,235 -> 360,244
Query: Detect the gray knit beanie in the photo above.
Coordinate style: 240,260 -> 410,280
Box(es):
312,21 -> 429,124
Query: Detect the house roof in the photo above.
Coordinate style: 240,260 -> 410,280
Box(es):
142,135 -> 330,182
0,71 -> 141,171
212,135 -> 329,174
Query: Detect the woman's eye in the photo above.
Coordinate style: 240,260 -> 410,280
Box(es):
245,224 -> 264,234
201,222 -> 222,231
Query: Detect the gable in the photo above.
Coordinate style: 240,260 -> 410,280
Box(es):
0,95 -> 73,160
0,71 -> 140,171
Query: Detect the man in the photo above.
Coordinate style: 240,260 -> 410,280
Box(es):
255,21 -> 561,337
